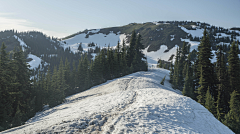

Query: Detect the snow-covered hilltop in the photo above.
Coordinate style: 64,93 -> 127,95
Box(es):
2,68 -> 233,134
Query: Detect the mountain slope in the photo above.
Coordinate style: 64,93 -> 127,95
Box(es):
2,68 -> 233,134
61,21 -> 240,66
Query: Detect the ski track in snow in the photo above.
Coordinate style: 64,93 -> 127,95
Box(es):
2,68 -> 233,134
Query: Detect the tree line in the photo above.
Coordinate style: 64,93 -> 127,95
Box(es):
167,28 -> 240,133
0,30 -> 147,131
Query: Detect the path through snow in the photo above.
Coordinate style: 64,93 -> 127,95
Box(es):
1,69 -> 233,134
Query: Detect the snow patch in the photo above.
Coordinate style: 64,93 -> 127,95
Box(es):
144,45 -> 178,66
170,35 -> 175,41
14,35 -> 28,51
180,38 -> 200,52
27,54 -> 48,70
62,31 -> 127,53
179,25 -> 204,38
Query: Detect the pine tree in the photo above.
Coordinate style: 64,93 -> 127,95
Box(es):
77,58 -> 84,89
127,30 -> 137,67
120,40 -> 127,75
197,27 -> 216,104
43,67 -> 52,105
215,45 -> 230,121
160,75 -> 166,85
0,43 -> 14,129
169,61 -> 174,83
56,59 -> 66,103
114,41 -> 121,77
224,90 -> 240,133
228,41 -> 240,94
172,47 -> 180,89
64,58 -> 71,96
10,48 -> 33,126
179,41 -> 188,88
158,59 -> 162,68
82,54 -> 90,90
205,88 -> 217,117
182,60 -> 194,98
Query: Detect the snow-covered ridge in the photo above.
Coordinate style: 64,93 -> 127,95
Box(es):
2,68 -> 233,134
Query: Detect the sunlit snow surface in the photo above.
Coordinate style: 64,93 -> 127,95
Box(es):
27,54 -> 48,70
179,25 -> 204,38
143,45 -> 178,66
62,31 -> 127,53
2,68 -> 233,134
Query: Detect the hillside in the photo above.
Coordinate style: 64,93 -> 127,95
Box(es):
1,21 -> 240,68
1,68 -> 233,134
60,21 -> 240,66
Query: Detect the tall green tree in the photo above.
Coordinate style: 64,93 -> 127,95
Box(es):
224,90 -> 240,133
228,41 -> 240,94
182,59 -> 194,98
205,88 -> 216,117
215,45 -> 230,121
172,47 -> 180,89
0,43 -> 14,129
127,30 -> 137,67
196,27 -> 216,104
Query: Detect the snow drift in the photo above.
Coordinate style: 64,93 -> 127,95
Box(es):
2,68 -> 233,134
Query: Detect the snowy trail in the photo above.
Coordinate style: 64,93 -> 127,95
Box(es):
1,68 -> 233,134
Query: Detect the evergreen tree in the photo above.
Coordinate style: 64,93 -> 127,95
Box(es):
172,47 -> 180,89
0,43 -> 14,129
215,45 -> 230,121
10,48 -> 33,126
121,39 -> 128,76
169,61 -> 174,83
43,67 -> 51,105
158,59 -> 163,68
197,27 -> 216,104
114,41 -> 121,77
224,90 -> 240,133
182,60 -> 194,98
160,75 -> 166,85
127,30 -> 137,67
178,41 -> 188,89
205,88 -> 217,117
228,41 -> 240,94
64,58 -> 71,96
82,54 -> 90,90
56,59 -> 66,103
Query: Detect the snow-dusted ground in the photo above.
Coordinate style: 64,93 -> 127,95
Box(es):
2,68 -> 233,134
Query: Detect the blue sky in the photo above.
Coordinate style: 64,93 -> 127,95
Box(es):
0,0 -> 239,38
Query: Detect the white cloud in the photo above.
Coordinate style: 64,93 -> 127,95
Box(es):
0,16 -> 67,38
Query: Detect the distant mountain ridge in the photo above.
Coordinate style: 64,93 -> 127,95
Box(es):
1,20 -> 240,69
61,21 -> 240,52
